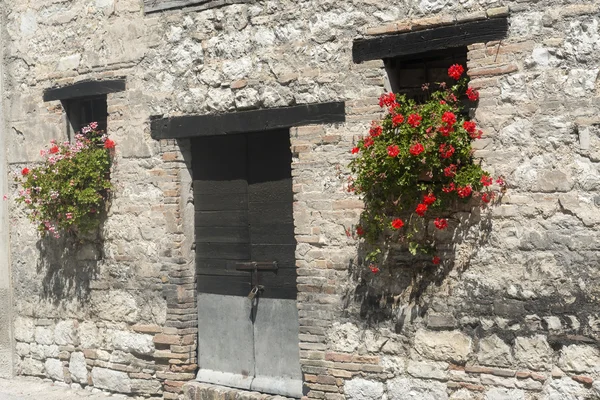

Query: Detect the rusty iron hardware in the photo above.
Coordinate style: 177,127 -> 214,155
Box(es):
247,285 -> 265,300
235,261 -> 279,271
236,262 -> 278,299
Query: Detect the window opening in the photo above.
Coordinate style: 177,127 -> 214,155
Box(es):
384,47 -> 468,104
63,95 -> 108,140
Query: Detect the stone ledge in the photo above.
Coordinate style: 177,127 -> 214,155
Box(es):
365,7 -> 509,36
183,382 -> 297,400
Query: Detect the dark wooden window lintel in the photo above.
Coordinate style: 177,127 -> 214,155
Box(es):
352,17 -> 509,64
150,101 -> 346,140
43,79 -> 126,102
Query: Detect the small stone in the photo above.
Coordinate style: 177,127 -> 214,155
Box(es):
477,335 -> 513,367
414,329 -> 472,363
558,345 -> 600,373
571,375 -> 594,385
44,359 -> 65,381
407,360 -> 448,380
344,378 -> 385,400
54,321 -> 77,346
484,388 -> 525,400
487,6 -> 510,18
69,352 -> 88,383
91,367 -> 132,393
513,335 -> 552,370
387,378 -> 448,400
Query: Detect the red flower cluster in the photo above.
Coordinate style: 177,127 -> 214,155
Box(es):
441,111 -> 456,126
410,143 -> 424,156
466,87 -> 479,101
438,125 -> 453,137
444,164 -> 457,177
423,193 -> 436,206
391,218 -> 404,229
356,226 -> 365,236
434,218 -> 448,230
448,64 -> 465,80
392,114 -> 404,127
369,264 -> 380,273
442,182 -> 456,193
364,137 -> 374,148
481,192 -> 492,203
387,145 -> 400,158
470,130 -> 483,140
463,121 -> 476,134
379,93 -> 396,108
351,147 -> 359,154
481,175 -> 493,187
21,167 -> 29,176
370,123 -> 382,137
104,139 -> 116,149
49,145 -> 59,154
439,143 -> 455,159
415,203 -> 428,217
457,185 -> 472,198
407,114 -> 422,128
432,256 -> 441,265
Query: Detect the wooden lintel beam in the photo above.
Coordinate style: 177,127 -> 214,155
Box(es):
43,79 -> 126,102
352,17 -> 509,64
150,102 -> 346,140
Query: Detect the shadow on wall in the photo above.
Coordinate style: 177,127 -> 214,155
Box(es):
36,229 -> 103,305
343,201 -> 496,331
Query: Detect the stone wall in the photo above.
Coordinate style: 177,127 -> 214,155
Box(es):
2,0 -> 600,400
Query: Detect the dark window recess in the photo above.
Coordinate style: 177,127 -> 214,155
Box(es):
385,47 -> 468,104
63,96 -> 108,138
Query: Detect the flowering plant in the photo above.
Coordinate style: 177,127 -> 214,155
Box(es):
15,123 -> 115,238
349,64 -> 505,266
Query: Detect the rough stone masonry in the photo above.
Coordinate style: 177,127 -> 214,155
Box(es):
1,0 -> 600,399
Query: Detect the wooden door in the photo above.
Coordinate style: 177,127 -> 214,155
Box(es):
193,130 -> 302,398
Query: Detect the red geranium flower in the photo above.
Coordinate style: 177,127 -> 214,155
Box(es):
356,226 -> 365,236
369,264 -> 380,273
463,121 -> 477,134
432,256 -> 441,265
392,114 -> 404,127
391,218 -> 404,229
423,193 -> 436,206
448,64 -> 465,80
370,123 -> 383,137
409,143 -> 424,156
415,203 -> 428,217
351,147 -> 360,154
470,130 -> 483,140
444,164 -> 457,177
481,175 -> 493,187
481,192 -> 492,203
434,218 -> 448,230
379,93 -> 396,108
49,145 -> 59,154
441,111 -> 456,126
457,185 -> 473,198
442,182 -> 456,193
496,177 -> 506,186
407,114 -> 422,128
364,137 -> 374,148
21,167 -> 29,176
387,145 -> 400,158
466,87 -> 480,101
439,143 -> 455,159
104,139 -> 116,149
438,125 -> 454,137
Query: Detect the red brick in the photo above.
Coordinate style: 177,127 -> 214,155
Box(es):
572,375 -> 594,385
